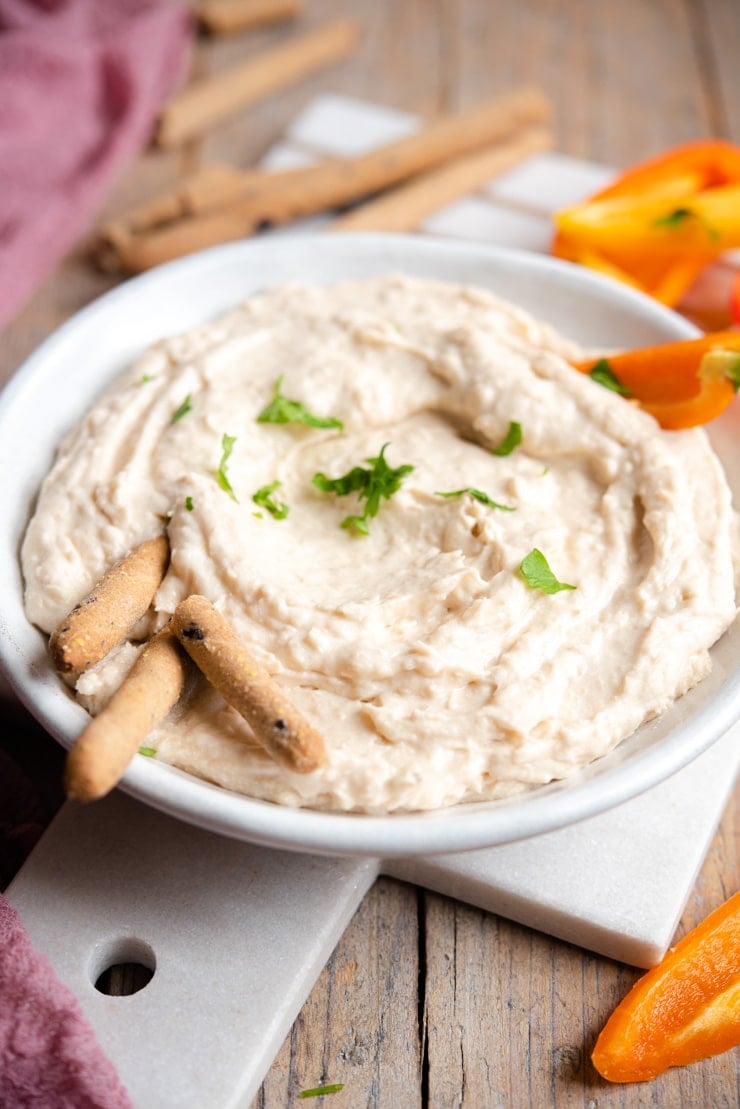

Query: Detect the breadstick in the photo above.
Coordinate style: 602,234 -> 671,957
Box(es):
155,19 -> 359,147
331,126 -> 553,231
172,595 -> 326,773
65,629 -> 188,802
95,163 -> 319,273
95,165 -> 258,272
116,87 -> 552,271
108,165 -> 254,237
50,536 -> 169,677
196,0 -> 301,36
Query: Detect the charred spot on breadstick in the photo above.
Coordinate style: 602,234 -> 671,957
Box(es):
181,623 -> 205,640
50,535 -> 169,677
171,594 -> 327,774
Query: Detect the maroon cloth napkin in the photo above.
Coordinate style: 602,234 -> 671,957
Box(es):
0,0 -> 193,331
0,895 -> 133,1108
0,700 -> 132,1106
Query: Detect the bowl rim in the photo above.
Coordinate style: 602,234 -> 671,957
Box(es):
1,231 -> 738,858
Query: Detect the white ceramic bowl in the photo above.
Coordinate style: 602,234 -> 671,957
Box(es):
1,234 -> 738,857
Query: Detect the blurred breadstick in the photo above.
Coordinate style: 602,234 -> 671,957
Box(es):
65,629 -> 188,802
172,595 -> 326,773
116,87 -> 553,271
196,0 -> 301,35
331,126 -> 553,231
110,165 -> 254,236
96,163 -> 321,273
156,18 -> 359,147
50,536 -> 169,677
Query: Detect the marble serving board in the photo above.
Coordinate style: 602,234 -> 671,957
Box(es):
7,94 -> 739,1109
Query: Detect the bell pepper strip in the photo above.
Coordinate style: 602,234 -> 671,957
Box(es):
573,331 -> 740,430
731,272 -> 740,325
585,140 -> 740,201
591,891 -> 740,1083
552,140 -> 740,306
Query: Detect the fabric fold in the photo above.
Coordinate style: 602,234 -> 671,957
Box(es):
0,0 -> 193,330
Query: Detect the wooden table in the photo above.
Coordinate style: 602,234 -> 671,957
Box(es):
2,1 -> 738,1105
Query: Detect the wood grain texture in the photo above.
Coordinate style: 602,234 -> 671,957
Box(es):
0,1 -> 738,1106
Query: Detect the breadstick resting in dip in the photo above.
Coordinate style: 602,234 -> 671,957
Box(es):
22,275 -> 739,811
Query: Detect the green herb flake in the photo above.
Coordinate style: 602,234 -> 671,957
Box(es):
138,746 -> 157,758
216,434 -> 238,502
653,206 -> 720,242
172,394 -> 193,423
519,549 -> 576,594
184,495 -> 194,512
491,420 -> 523,456
313,444 -> 414,536
299,1085 -> 345,1099
252,480 -> 289,520
140,373 -> 153,384
435,488 -> 514,511
257,376 -> 344,430
588,358 -> 633,397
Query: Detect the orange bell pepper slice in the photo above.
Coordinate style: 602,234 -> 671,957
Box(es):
592,891 -> 740,1083
586,140 -> 740,200
553,140 -> 740,306
573,331 -> 740,430
731,273 -> 740,326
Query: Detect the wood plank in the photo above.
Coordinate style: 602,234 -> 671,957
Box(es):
422,809 -> 738,1107
694,0 -> 740,140
449,0 -> 713,163
253,877 -> 422,1106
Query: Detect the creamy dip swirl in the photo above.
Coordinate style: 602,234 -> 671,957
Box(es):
22,276 -> 739,812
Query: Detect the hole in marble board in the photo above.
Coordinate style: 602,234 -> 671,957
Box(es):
90,936 -> 156,997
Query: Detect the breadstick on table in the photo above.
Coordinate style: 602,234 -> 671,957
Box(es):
95,163 -> 324,273
172,595 -> 326,773
95,165 -> 259,272
114,87 -> 552,272
50,535 -> 169,677
331,126 -> 553,231
65,629 -> 188,802
107,164 -> 254,236
155,18 -> 359,147
196,0 -> 301,36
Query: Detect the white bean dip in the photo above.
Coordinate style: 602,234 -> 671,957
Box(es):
22,276 -> 739,812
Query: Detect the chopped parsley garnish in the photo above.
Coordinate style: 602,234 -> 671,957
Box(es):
216,434 -> 238,501
184,495 -> 194,512
653,206 -> 719,242
299,1085 -> 345,1099
140,373 -> 152,384
312,443 -> 414,536
252,480 -> 289,519
435,488 -> 514,511
491,420 -> 522,456
138,746 -> 157,757
257,376 -> 344,430
519,549 -> 576,594
588,358 -> 633,397
171,394 -> 193,423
